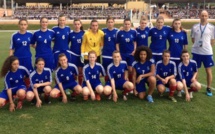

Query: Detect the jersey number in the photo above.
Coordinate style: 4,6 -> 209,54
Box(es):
77,39 -> 81,43
62,35 -> 65,40
91,75 -> 96,79
44,39 -> 47,44
174,39 -> 179,43
125,38 -> 130,43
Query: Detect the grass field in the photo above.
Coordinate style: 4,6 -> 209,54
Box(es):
0,29 -> 215,134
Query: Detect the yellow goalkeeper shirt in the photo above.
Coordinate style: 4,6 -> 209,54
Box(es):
81,29 -> 104,59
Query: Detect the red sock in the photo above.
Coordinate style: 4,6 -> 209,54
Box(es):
71,91 -> 79,97
78,74 -> 83,85
24,78 -> 30,88
105,76 -> 109,82
169,86 -> 176,96
123,89 -> 130,95
189,87 -> 197,92
55,92 -> 62,98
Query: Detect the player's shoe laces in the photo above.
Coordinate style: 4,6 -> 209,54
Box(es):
169,96 -> 177,102
206,88 -> 213,96
147,95 -> 154,103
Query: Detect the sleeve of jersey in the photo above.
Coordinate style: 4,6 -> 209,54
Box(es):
184,32 -> 188,45
30,74 -> 35,89
4,74 -> 11,89
148,29 -> 152,37
116,31 -> 121,44
83,66 -> 89,81
107,67 -> 113,79
100,31 -> 104,46
100,65 -> 106,76
193,61 -> 198,72
133,30 -> 137,42
71,64 -> 79,76
172,62 -> 177,76
47,69 -> 53,83
20,66 -> 30,77
81,33 -> 87,53
190,26 -> 195,38
55,70 -> 62,84
178,64 -> 184,80
31,32 -> 36,45
155,63 -> 160,75
10,34 -> 14,49
212,25 -> 215,39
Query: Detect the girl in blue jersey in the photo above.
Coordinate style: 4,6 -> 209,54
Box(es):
31,17 -> 55,71
136,17 -> 150,47
10,18 -> 33,73
26,58 -> 52,107
149,16 -> 171,63
132,46 -> 156,102
156,50 -> 177,102
177,50 -> 201,101
82,51 -> 106,101
104,51 -> 134,102
69,19 -> 85,85
116,18 -> 137,84
168,18 -> 188,66
102,17 -> 118,82
52,14 -> 71,68
50,53 -> 82,103
0,56 -> 29,112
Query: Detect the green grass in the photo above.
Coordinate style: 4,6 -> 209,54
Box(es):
0,30 -> 215,134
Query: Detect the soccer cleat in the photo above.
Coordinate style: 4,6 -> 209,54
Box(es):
16,101 -> 23,109
177,91 -> 182,97
165,88 -> 170,92
206,88 -> 213,96
108,94 -> 112,100
123,95 -> 127,101
95,93 -> 101,101
169,96 -> 177,102
65,89 -> 71,95
83,95 -> 89,101
147,95 -> 154,103
189,92 -> 193,99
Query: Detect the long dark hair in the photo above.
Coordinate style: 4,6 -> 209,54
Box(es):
134,46 -> 152,62
1,56 -> 19,77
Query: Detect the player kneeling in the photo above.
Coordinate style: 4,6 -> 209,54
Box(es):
132,46 -> 156,102
177,50 -> 201,101
26,58 -> 52,107
156,50 -> 177,102
103,51 -> 134,102
50,53 -> 82,103
82,51 -> 106,101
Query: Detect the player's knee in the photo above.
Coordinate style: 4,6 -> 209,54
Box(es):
177,82 -> 183,91
44,86 -> 52,93
96,85 -> 104,94
169,79 -> 176,85
75,85 -> 83,94
82,87 -> 90,96
26,92 -> 34,101
103,86 -> 112,95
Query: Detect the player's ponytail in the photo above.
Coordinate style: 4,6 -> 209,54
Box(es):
1,56 -> 19,77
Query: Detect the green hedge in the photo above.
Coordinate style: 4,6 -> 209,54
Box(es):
0,22 -> 215,30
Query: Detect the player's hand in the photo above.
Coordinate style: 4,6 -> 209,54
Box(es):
191,78 -> 196,83
185,94 -> 190,102
80,53 -> 84,63
131,51 -> 135,56
36,99 -> 42,108
136,75 -> 143,84
161,79 -> 166,84
90,92 -> 95,101
34,84 -> 40,88
113,92 -> 118,102
9,103 -> 15,112
62,95 -> 67,103
133,88 -> 138,96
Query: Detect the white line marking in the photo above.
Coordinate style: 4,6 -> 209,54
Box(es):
200,83 -> 215,90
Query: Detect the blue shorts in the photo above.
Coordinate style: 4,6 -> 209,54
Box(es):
136,80 -> 148,93
71,53 -> 84,67
18,57 -> 33,73
0,85 -> 26,100
54,50 -> 72,69
192,53 -> 214,68
121,53 -> 134,66
156,80 -> 170,87
55,81 -> 78,91
36,55 -> 54,71
82,81 -> 102,91
152,55 -> 162,64
102,57 -> 112,71
105,79 -> 127,90
27,86 -> 45,94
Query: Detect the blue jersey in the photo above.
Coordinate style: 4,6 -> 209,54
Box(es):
10,31 -> 33,58
52,26 -> 70,52
178,60 -> 197,81
102,28 -> 118,57
136,27 -> 150,47
29,68 -> 52,89
168,30 -> 188,60
107,61 -> 128,81
4,66 -> 29,90
132,60 -> 154,80
149,26 -> 171,54
31,29 -> 55,57
116,29 -> 137,54
55,63 -> 78,85
69,30 -> 85,55
83,63 -> 106,83
156,60 -> 177,78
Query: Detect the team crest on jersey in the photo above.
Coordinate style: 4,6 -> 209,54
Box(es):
28,37 -> 30,41
97,71 -> 99,74
49,35 -> 51,39
154,32 -> 157,35
145,31 -> 148,34
131,35 -> 133,38
190,68 -> 193,71
122,69 -> 124,72
36,79 -> 39,81
45,76 -> 48,79
181,36 -> 184,40
137,67 -> 140,70
113,35 -> 116,38
38,36 -> 42,38
183,70 -> 185,72
163,31 -> 166,34
67,32 -> 69,35
171,34 -> 173,37
113,71 -> 116,73
72,36 -> 75,38
20,75 -> 22,78
88,72 -> 91,74
147,67 -> 150,70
